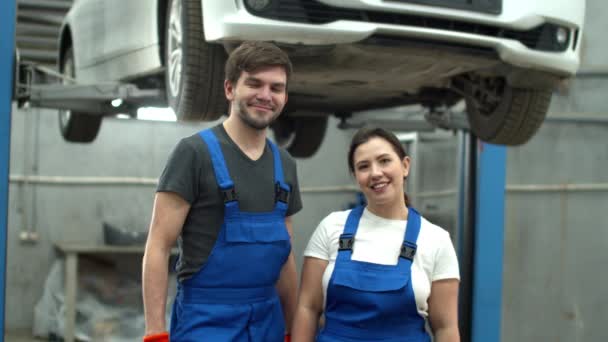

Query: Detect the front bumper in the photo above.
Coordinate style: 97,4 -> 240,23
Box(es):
203,0 -> 585,76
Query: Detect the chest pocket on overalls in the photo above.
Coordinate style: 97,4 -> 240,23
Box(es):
332,264 -> 411,292
330,207 -> 420,293
224,214 -> 291,243
222,178 -> 292,244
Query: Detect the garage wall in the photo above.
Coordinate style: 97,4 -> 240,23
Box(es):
410,132 -> 460,239
8,107 -> 202,330
7,109 -> 358,330
502,119 -> 608,342
501,0 -> 608,338
500,0 -> 608,340
410,118 -> 608,342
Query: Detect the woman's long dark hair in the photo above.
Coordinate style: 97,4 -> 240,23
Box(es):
348,126 -> 411,207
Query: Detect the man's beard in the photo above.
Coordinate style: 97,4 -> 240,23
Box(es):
236,100 -> 281,130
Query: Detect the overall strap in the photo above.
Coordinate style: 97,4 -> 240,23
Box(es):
336,207 -> 423,263
267,139 -> 291,204
198,130 -> 237,202
336,206 -> 364,263
400,207 -> 422,262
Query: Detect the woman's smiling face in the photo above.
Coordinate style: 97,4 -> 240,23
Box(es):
352,137 -> 410,211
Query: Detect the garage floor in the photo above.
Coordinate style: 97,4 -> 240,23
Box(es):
5,329 -> 43,342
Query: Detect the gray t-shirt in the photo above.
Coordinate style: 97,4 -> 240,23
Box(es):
157,124 -> 303,281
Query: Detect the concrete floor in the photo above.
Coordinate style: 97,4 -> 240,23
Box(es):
5,329 -> 44,342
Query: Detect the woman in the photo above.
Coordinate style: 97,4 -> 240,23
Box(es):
292,127 -> 460,342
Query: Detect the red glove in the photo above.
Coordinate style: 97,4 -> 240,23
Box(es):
143,332 -> 169,342
285,334 -> 291,342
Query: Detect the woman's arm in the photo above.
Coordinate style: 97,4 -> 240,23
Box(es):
291,257 -> 328,342
428,278 -> 460,342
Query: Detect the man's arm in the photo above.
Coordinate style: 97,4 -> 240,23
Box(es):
276,216 -> 298,334
142,192 -> 190,335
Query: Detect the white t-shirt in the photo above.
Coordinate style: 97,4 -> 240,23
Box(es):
303,208 -> 460,318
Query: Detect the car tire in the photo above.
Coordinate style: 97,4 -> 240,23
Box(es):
464,77 -> 551,145
58,47 -> 102,143
272,116 -> 328,158
165,0 -> 228,121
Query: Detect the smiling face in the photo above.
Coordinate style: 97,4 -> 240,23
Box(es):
225,65 -> 288,130
352,136 -> 410,214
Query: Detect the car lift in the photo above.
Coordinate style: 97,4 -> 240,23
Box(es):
0,1 -> 505,340
459,135 -> 506,342
14,62 -> 163,119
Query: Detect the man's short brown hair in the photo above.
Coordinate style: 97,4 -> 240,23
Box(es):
225,41 -> 293,86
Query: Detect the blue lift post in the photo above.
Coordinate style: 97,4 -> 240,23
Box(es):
0,0 -> 16,340
471,141 -> 506,342
457,134 -> 507,342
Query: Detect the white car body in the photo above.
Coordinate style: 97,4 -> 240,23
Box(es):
204,0 -> 584,75
61,0 -> 162,84
62,0 -> 584,83
58,0 -> 586,152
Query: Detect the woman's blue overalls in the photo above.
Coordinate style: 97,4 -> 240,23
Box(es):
317,206 -> 431,342
170,129 -> 291,341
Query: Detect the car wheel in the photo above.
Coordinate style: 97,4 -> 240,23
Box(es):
464,76 -> 551,145
165,0 -> 227,121
58,47 -> 102,143
271,116 -> 328,158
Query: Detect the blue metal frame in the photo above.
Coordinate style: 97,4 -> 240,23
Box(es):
471,142 -> 506,342
0,1 -> 16,340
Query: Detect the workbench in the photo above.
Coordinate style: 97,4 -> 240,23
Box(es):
54,243 -> 176,342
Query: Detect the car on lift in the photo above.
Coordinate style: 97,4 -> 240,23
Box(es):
58,0 -> 585,157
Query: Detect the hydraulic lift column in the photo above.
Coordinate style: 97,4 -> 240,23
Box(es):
0,1 -> 16,341
459,134 -> 507,342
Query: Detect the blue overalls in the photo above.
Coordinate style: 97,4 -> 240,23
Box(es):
169,129 -> 291,342
317,206 -> 431,342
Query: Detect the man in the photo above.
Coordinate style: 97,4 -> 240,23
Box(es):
142,41 -> 302,342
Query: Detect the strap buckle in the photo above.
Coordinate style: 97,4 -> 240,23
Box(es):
400,241 -> 417,260
338,233 -> 354,251
222,188 -> 238,203
275,182 -> 290,203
